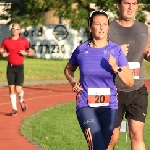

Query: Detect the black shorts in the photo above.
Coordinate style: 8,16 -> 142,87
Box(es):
115,85 -> 148,128
7,63 -> 24,86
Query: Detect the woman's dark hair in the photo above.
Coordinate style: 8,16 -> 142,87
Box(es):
88,11 -> 109,41
88,11 -> 109,26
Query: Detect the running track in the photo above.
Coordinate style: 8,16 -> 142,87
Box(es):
0,81 -> 150,150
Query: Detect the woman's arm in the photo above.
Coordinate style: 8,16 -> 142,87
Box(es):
108,54 -> 134,87
115,66 -> 134,87
64,62 -> 82,93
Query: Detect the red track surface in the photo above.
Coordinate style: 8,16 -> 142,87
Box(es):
0,81 -> 150,150
0,83 -> 76,150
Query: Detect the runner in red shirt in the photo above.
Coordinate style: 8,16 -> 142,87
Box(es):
0,23 -> 34,116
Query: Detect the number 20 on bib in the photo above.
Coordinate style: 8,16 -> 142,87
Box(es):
88,88 -> 110,107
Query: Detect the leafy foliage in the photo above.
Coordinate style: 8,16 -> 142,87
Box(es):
0,0 -> 149,29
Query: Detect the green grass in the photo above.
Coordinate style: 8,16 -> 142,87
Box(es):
20,95 -> 150,150
0,58 -> 150,83
0,57 -> 79,82
20,102 -> 87,150
143,60 -> 150,79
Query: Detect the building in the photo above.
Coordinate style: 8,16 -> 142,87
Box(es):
0,2 -> 150,25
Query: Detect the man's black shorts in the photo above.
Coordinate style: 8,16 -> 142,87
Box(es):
7,63 -> 24,86
115,85 -> 148,128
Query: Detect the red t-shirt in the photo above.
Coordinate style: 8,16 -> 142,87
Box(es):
1,37 -> 30,65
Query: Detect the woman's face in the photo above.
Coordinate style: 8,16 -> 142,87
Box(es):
89,15 -> 109,40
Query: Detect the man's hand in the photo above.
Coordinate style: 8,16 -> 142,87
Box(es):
121,44 -> 129,56
2,52 -> 10,57
19,50 -> 28,56
146,50 -> 150,61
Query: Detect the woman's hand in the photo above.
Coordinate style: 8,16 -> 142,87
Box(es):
71,82 -> 83,93
108,54 -> 118,72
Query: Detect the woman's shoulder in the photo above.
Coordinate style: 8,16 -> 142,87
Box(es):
108,40 -> 121,50
75,41 -> 89,52
77,41 -> 89,49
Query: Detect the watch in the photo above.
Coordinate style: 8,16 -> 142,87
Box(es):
117,67 -> 122,73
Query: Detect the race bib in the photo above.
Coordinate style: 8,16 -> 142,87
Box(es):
128,62 -> 140,79
88,88 -> 110,107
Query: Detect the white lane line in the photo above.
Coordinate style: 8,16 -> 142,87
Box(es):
0,93 -> 75,106
0,90 -> 54,97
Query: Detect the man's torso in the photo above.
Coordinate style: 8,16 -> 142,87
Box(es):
1,37 -> 29,65
108,20 -> 148,92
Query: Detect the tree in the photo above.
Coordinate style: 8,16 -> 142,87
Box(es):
0,0 -> 117,29
140,1 -> 150,24
55,0 -> 118,30
0,0 -> 52,26
0,0 -> 149,30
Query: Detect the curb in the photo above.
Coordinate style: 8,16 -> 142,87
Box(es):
0,80 -> 70,87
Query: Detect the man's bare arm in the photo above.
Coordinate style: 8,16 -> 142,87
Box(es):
27,48 -> 35,56
0,48 -> 4,56
144,26 -> 150,61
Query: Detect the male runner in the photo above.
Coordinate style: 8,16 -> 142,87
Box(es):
107,0 -> 150,149
0,23 -> 34,116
